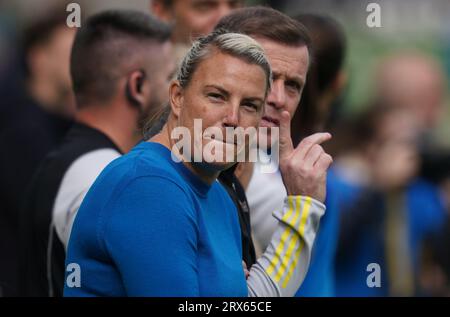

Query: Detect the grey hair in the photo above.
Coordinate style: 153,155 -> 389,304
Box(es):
177,29 -> 272,95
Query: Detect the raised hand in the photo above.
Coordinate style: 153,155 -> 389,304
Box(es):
278,111 -> 333,203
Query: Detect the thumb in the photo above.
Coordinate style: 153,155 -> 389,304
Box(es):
279,111 -> 294,161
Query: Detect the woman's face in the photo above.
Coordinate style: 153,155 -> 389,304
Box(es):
170,51 -> 268,171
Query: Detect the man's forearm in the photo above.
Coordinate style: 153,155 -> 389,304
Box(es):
247,196 -> 325,297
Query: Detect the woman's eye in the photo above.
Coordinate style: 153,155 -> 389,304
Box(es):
207,93 -> 224,101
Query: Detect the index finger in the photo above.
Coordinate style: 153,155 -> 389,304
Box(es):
278,110 -> 294,161
295,132 -> 332,159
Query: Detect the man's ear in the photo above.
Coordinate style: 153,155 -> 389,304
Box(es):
151,0 -> 174,23
169,80 -> 183,118
126,70 -> 147,110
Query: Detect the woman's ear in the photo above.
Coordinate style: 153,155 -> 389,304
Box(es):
169,80 -> 183,118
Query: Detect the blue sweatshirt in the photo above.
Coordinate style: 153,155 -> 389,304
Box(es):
64,142 -> 247,297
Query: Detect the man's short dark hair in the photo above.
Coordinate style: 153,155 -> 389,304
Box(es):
70,10 -> 171,106
215,6 -> 311,51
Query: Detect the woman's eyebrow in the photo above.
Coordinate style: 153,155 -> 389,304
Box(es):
204,85 -> 265,103
204,84 -> 230,97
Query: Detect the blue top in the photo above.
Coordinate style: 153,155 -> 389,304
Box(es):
64,142 -> 247,297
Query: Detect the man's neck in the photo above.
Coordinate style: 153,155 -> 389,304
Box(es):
76,105 -> 139,154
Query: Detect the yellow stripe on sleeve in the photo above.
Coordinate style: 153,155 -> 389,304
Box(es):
281,196 -> 312,288
273,196 -> 303,282
265,197 -> 295,277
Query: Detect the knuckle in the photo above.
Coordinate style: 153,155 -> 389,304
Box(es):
303,168 -> 314,180
313,144 -> 323,152
325,154 -> 333,163
305,169 -> 315,179
285,160 -> 296,172
298,164 -> 309,174
286,158 -> 294,168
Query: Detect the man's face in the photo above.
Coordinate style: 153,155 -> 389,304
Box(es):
173,51 -> 267,171
141,41 -> 176,127
256,38 -> 309,146
170,0 -> 243,43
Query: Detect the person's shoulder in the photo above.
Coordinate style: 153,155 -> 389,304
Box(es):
95,142 -> 188,196
210,180 -> 239,210
67,148 -> 121,180
56,148 -> 121,199
107,142 -> 175,178
99,149 -> 197,228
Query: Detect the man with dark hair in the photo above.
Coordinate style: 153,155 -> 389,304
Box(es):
20,10 -> 175,297
215,7 -> 313,270
214,7 -> 333,295
0,10 -> 76,297
219,10 -> 348,297
216,7 -> 311,154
